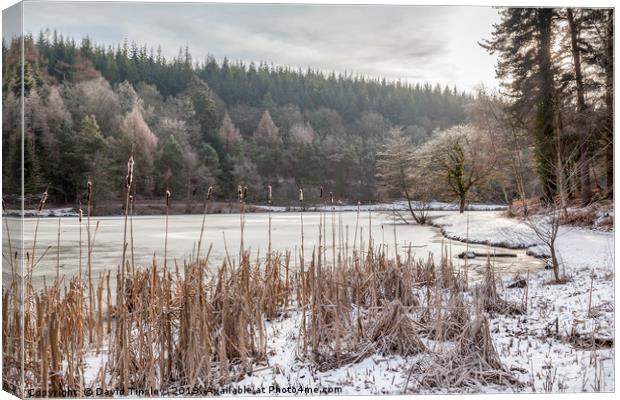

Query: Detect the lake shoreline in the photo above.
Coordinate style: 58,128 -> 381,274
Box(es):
6,200 -> 508,218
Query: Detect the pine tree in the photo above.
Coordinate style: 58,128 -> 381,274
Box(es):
566,9 -> 592,205
483,8 -> 558,201
218,111 -> 241,153
253,110 -> 281,146
188,77 -> 220,150
157,134 -> 186,193
581,9 -> 614,195
79,115 -> 106,154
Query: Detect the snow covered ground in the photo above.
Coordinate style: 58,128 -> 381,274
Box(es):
424,211 -> 614,392
4,207 -> 78,217
431,210 -> 615,264
256,201 -> 507,213
235,212 -> 615,394
73,210 -> 615,394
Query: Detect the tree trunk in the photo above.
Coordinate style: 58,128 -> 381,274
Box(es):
404,188 -> 420,224
550,243 -> 560,283
536,9 -> 557,202
604,10 -> 614,197
567,9 -> 592,206
555,111 -> 568,217
459,194 -> 466,213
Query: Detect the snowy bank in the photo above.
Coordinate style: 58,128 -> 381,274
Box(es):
4,207 -> 79,218
431,211 -> 614,265
431,211 -> 537,249
257,201 -> 507,213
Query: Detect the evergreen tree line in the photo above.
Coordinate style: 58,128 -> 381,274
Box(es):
2,31 -> 471,207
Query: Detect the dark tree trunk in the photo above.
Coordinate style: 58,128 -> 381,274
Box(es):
459,195 -> 466,214
401,164 -> 420,224
604,10 -> 614,197
404,188 -> 420,224
550,243 -> 560,283
535,9 -> 557,202
567,9 -> 592,205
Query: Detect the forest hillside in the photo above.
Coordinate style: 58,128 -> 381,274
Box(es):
2,32 -> 471,207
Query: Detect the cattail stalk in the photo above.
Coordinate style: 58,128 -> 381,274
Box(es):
353,201 -> 360,257
120,157 -> 133,283
267,185 -> 272,260
299,188 -> 304,266
368,202 -> 373,254
56,217 -> 61,281
318,188 -> 323,271
129,194 -> 135,274
164,190 -> 171,269
338,204 -> 344,267
30,186 -> 48,276
393,206 -> 398,261
78,205 -> 83,282
119,155 -> 133,393
197,186 -> 213,260
330,192 -> 336,269
96,275 -> 103,353
238,185 -> 246,260
86,180 -> 94,344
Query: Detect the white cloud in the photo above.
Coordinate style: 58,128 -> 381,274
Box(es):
22,2 -> 501,91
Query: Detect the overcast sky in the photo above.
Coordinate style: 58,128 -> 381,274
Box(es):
17,1 -> 502,91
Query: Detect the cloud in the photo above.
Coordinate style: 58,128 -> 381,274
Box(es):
20,2 -> 501,91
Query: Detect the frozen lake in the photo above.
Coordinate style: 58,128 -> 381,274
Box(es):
5,210 -> 543,289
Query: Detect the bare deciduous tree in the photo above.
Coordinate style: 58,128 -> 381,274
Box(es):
525,204 -> 563,282
418,124 -> 497,213
377,128 -> 431,224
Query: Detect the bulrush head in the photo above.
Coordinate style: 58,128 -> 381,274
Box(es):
320,186 -> 324,199
165,190 -> 171,207
298,188 -> 304,203
268,185 -> 272,205
207,186 -> 213,201
238,185 -> 243,202
243,186 -> 248,200
126,156 -> 135,189
79,206 -> 83,223
329,192 -> 334,205
38,188 -> 49,212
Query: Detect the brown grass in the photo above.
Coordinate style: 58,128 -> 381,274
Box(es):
2,181 -> 527,396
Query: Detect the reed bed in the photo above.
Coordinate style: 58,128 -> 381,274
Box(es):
2,177 -> 524,396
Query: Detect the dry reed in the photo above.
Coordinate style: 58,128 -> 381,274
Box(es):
196,185 -> 213,260
3,177 -> 527,396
